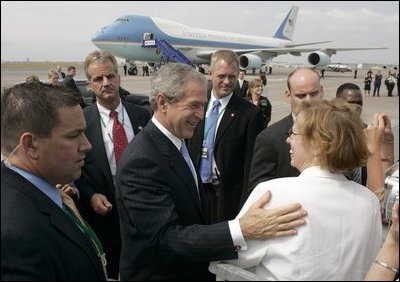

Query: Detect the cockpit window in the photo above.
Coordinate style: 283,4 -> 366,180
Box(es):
116,17 -> 129,23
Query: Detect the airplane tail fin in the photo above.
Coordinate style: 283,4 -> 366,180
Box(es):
273,6 -> 299,41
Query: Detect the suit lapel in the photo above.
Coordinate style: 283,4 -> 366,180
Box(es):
123,101 -> 147,135
215,94 -> 239,147
50,211 -> 105,277
147,122 -> 203,213
85,105 -> 113,184
3,168 -> 105,279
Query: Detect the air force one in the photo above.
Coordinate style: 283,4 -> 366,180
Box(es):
92,6 -> 386,73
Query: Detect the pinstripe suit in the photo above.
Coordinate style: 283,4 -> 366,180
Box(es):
115,120 -> 237,281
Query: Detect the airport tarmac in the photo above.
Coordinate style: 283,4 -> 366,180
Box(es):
1,64 -> 399,160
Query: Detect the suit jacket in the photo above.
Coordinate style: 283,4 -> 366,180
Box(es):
233,79 -> 249,98
248,114 -> 300,191
75,101 -> 151,279
62,75 -> 86,108
115,120 -> 237,281
188,93 -> 264,221
1,164 -> 106,281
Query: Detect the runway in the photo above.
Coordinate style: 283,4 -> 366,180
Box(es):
1,63 -> 399,160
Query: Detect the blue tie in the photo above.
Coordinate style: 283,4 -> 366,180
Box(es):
200,100 -> 221,182
180,140 -> 198,189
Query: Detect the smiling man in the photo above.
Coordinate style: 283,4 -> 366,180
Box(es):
188,50 -> 264,223
116,62 -> 307,281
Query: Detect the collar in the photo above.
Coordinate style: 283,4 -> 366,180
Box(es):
97,100 -> 123,122
7,165 -> 63,208
208,91 -> 232,114
151,116 -> 181,150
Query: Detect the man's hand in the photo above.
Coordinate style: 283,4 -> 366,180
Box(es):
56,184 -> 77,198
90,193 -> 113,215
239,191 -> 307,240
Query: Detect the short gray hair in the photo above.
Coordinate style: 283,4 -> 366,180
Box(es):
149,63 -> 207,111
84,50 -> 118,79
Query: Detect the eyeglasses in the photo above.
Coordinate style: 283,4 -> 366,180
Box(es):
286,128 -> 303,138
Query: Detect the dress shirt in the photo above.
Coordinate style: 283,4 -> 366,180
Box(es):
97,101 -> 134,176
226,166 -> 382,281
8,164 -> 63,208
151,116 -> 247,251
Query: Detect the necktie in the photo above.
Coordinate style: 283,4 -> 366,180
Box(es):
200,100 -> 221,182
180,141 -> 198,189
110,110 -> 128,162
60,191 -> 85,225
59,190 -> 108,277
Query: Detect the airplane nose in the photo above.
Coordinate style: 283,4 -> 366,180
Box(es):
92,28 -> 107,43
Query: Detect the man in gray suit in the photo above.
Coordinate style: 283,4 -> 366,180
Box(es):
115,63 -> 307,281
248,68 -> 324,191
1,83 -> 106,280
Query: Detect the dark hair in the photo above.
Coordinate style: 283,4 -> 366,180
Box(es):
1,82 -> 80,155
336,83 -> 360,97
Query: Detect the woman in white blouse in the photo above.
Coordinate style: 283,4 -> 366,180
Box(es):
223,99 -> 382,281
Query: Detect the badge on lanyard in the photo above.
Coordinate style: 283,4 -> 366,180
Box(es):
201,147 -> 208,159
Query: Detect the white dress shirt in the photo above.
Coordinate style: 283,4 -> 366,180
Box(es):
97,101 -> 134,176
224,166 -> 382,281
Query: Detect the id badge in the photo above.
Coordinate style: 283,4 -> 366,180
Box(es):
201,147 -> 208,159
100,253 -> 108,277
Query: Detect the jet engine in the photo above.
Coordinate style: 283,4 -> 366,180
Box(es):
239,54 -> 263,70
307,51 -> 331,67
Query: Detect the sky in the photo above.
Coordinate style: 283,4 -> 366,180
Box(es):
1,1 -> 399,65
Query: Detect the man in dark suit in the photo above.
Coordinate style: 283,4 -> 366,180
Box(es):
248,68 -> 324,191
188,50 -> 264,223
1,82 -> 106,281
115,62 -> 307,281
75,50 -> 151,280
233,70 -> 249,98
62,65 -> 86,108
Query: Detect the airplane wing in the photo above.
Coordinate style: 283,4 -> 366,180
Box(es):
190,47 -> 388,69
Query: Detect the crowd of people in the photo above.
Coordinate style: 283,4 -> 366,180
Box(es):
1,50 -> 398,281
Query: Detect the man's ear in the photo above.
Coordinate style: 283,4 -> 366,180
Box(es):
20,132 -> 40,159
156,93 -> 168,112
284,90 -> 292,104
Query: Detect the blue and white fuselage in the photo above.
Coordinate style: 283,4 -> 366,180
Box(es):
92,6 -> 386,70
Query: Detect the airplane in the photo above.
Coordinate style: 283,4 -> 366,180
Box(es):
92,6 -> 387,75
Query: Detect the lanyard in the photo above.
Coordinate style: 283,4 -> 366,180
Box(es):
99,108 -> 125,143
63,205 -> 104,256
202,105 -> 226,145
63,206 -> 108,276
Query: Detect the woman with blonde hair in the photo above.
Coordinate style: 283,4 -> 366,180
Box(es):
245,78 -> 272,128
223,99 -> 382,280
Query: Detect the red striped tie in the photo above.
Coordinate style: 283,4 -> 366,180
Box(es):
110,110 -> 128,162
